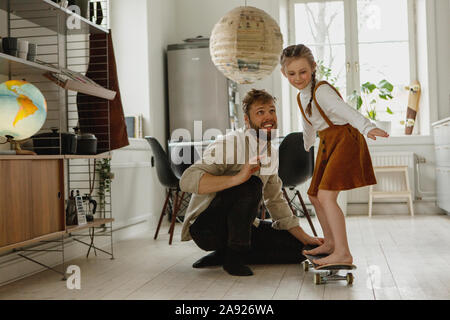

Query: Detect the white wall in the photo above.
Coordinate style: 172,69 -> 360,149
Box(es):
147,0 -> 177,144
109,0 -> 151,131
173,0 -> 276,43
110,0 -> 177,142
109,0 -> 177,231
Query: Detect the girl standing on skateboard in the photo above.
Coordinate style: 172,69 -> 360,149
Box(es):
280,44 -> 389,266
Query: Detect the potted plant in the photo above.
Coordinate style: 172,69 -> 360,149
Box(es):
348,80 -> 394,134
96,158 -> 114,216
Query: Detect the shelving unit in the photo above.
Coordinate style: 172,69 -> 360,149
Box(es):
0,52 -> 60,73
0,0 -> 114,279
40,0 -> 109,34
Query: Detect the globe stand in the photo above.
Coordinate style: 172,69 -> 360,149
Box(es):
5,135 -> 36,155
5,135 -> 22,151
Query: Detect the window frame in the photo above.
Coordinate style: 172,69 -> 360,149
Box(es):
287,0 -> 420,135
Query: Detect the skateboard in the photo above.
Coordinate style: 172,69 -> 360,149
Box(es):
404,80 -> 421,135
302,250 -> 356,285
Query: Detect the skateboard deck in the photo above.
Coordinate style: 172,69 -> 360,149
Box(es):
404,80 -> 421,135
304,253 -> 356,271
302,246 -> 356,285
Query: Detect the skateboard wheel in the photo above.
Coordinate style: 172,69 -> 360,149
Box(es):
303,261 -> 309,272
314,274 -> 322,285
346,273 -> 354,285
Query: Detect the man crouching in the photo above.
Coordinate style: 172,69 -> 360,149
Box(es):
179,89 -> 323,276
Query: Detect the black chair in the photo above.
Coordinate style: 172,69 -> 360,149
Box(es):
146,136 -> 187,245
168,143 -> 201,179
278,132 -> 318,236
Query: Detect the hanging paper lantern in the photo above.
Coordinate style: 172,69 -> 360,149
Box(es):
210,6 -> 283,84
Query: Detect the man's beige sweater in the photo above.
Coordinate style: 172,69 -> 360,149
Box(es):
179,129 -> 301,241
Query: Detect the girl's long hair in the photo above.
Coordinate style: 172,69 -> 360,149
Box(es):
280,44 -> 316,117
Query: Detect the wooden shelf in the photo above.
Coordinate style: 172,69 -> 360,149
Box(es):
64,152 -> 112,160
0,154 -> 65,160
0,231 -> 65,254
9,0 -> 108,35
0,218 -> 115,253
0,153 -> 111,160
0,53 -> 60,73
66,218 -> 114,233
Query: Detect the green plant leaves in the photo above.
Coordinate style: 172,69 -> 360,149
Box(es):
316,60 -> 338,86
366,109 -> 377,120
377,79 -> 394,100
348,90 -> 363,110
378,79 -> 394,92
361,82 -> 377,94
96,158 -> 112,214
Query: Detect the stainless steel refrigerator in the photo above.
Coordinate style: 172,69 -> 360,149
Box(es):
167,42 -> 231,142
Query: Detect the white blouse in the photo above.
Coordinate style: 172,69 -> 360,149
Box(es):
298,81 -> 377,151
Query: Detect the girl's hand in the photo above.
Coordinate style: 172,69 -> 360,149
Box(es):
367,128 -> 389,140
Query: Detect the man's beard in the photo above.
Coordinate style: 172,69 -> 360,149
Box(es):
248,118 -> 277,142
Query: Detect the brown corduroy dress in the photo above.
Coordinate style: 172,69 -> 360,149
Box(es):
297,81 -> 377,196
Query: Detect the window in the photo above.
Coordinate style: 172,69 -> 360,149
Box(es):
289,0 -> 417,136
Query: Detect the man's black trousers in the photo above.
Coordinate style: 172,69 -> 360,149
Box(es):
189,176 -> 306,264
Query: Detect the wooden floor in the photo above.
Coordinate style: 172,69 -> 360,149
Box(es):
1,215 -> 450,300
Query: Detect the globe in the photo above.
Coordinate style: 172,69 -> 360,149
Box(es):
0,80 -> 47,141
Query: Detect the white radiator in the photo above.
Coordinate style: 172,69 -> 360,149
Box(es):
295,151 -> 416,204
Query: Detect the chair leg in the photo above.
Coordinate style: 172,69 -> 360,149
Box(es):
408,194 -> 414,217
282,188 -> 297,216
154,190 -> 171,240
169,191 -> 184,235
295,190 -> 317,237
169,191 -> 185,245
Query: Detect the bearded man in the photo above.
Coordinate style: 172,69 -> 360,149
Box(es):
180,89 -> 322,276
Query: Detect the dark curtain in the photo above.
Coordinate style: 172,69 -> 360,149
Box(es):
76,30 -> 129,153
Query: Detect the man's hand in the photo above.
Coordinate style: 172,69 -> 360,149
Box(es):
234,155 -> 261,185
289,226 -> 324,246
367,128 -> 389,140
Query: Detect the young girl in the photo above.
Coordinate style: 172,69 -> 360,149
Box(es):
280,44 -> 389,266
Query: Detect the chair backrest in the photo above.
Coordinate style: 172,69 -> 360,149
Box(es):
169,144 -> 202,180
145,136 -> 179,188
278,132 -> 314,188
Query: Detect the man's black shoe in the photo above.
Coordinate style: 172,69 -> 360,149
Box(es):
223,248 -> 253,276
223,263 -> 253,276
192,250 -> 224,268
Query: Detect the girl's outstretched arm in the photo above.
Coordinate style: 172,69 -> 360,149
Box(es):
367,128 -> 389,140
